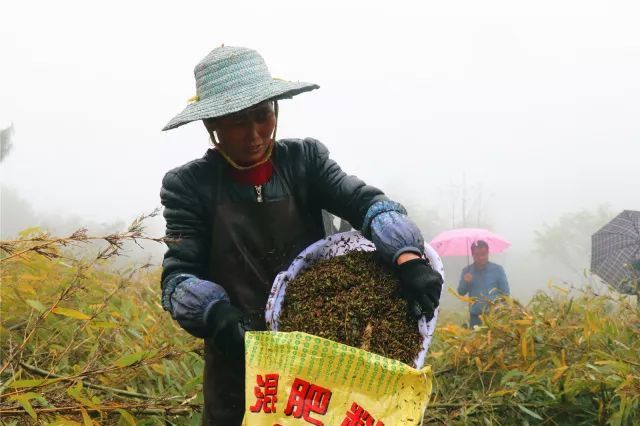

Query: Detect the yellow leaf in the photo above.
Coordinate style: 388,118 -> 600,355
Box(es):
514,319 -> 532,326
90,321 -> 118,329
52,307 -> 91,320
526,360 -> 539,374
594,360 -> 628,370
552,285 -> 569,295
440,324 -> 467,336
49,417 -> 82,426
80,408 -> 93,426
116,409 -> 137,426
552,366 -> 568,382
21,284 -> 37,295
20,274 -> 41,282
474,357 -> 483,371
447,287 -> 475,304
488,389 -> 513,397
521,334 -> 528,360
18,227 -> 45,238
484,358 -> 496,370
151,363 -> 166,375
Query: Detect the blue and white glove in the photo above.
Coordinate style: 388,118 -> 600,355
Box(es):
362,201 -> 425,264
162,274 -> 230,338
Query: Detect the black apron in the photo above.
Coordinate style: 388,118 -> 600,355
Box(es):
202,174 -> 323,425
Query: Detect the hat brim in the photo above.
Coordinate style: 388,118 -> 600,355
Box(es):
162,79 -> 319,131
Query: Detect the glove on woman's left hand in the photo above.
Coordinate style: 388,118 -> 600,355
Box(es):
396,258 -> 443,320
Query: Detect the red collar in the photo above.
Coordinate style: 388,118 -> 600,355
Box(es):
228,159 -> 274,186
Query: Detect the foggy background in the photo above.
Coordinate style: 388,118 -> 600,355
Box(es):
2,0 -> 639,305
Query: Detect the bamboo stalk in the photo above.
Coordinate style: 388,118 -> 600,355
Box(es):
18,362 -> 156,400
426,402 -> 546,409
0,404 -> 198,416
0,271 -> 82,376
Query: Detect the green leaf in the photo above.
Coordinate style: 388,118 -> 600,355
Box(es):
90,321 -> 118,329
10,378 -> 62,388
9,395 -> 37,420
518,404 -> 543,420
26,299 -> 47,313
52,307 -> 91,320
66,381 -> 83,398
116,409 -> 137,425
500,369 -> 522,385
66,381 -> 100,410
113,351 -> 145,367
16,391 -> 48,401
8,392 -> 49,419
183,374 -> 203,392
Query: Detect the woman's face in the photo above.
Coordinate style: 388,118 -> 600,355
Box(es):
204,101 -> 276,166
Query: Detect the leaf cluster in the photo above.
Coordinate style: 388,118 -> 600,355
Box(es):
426,289 -> 640,425
1,225 -> 202,425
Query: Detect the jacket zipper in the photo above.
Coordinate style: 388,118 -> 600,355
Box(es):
254,185 -> 263,203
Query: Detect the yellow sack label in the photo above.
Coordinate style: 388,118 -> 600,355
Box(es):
243,331 -> 431,426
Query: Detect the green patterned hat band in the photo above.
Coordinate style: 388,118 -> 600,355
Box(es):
162,46 -> 319,131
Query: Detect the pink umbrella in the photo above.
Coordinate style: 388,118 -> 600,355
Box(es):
429,228 -> 511,258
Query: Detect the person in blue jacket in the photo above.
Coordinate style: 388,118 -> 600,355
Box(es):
457,240 -> 510,327
159,46 -> 443,425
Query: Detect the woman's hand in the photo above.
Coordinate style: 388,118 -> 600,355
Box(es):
396,258 -> 443,320
396,252 -> 421,265
205,302 -> 253,361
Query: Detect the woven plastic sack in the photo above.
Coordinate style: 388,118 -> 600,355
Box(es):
242,331 -> 432,425
265,230 -> 445,369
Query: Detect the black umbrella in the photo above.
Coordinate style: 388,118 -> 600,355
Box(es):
591,210 -> 640,295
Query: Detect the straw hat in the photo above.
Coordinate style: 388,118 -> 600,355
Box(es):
162,46 -> 319,131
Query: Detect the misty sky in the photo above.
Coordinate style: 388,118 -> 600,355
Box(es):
1,0 -> 639,248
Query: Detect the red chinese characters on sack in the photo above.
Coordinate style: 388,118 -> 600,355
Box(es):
341,402 -> 385,426
284,378 -> 332,426
249,373 -> 279,413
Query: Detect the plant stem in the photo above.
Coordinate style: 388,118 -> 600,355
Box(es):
0,404 -> 198,416
18,362 -> 156,400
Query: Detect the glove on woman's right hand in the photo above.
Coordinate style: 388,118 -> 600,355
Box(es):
205,302 -> 253,361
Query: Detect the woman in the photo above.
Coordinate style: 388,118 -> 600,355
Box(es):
160,45 -> 443,425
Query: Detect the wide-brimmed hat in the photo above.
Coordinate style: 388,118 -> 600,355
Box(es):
162,46 -> 319,131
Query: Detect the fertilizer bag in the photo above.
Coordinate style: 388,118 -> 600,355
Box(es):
242,231 -> 445,425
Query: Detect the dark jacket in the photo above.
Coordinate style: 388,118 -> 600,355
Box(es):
161,137 -> 389,287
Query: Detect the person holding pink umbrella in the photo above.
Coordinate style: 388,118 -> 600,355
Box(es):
457,240 -> 510,327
